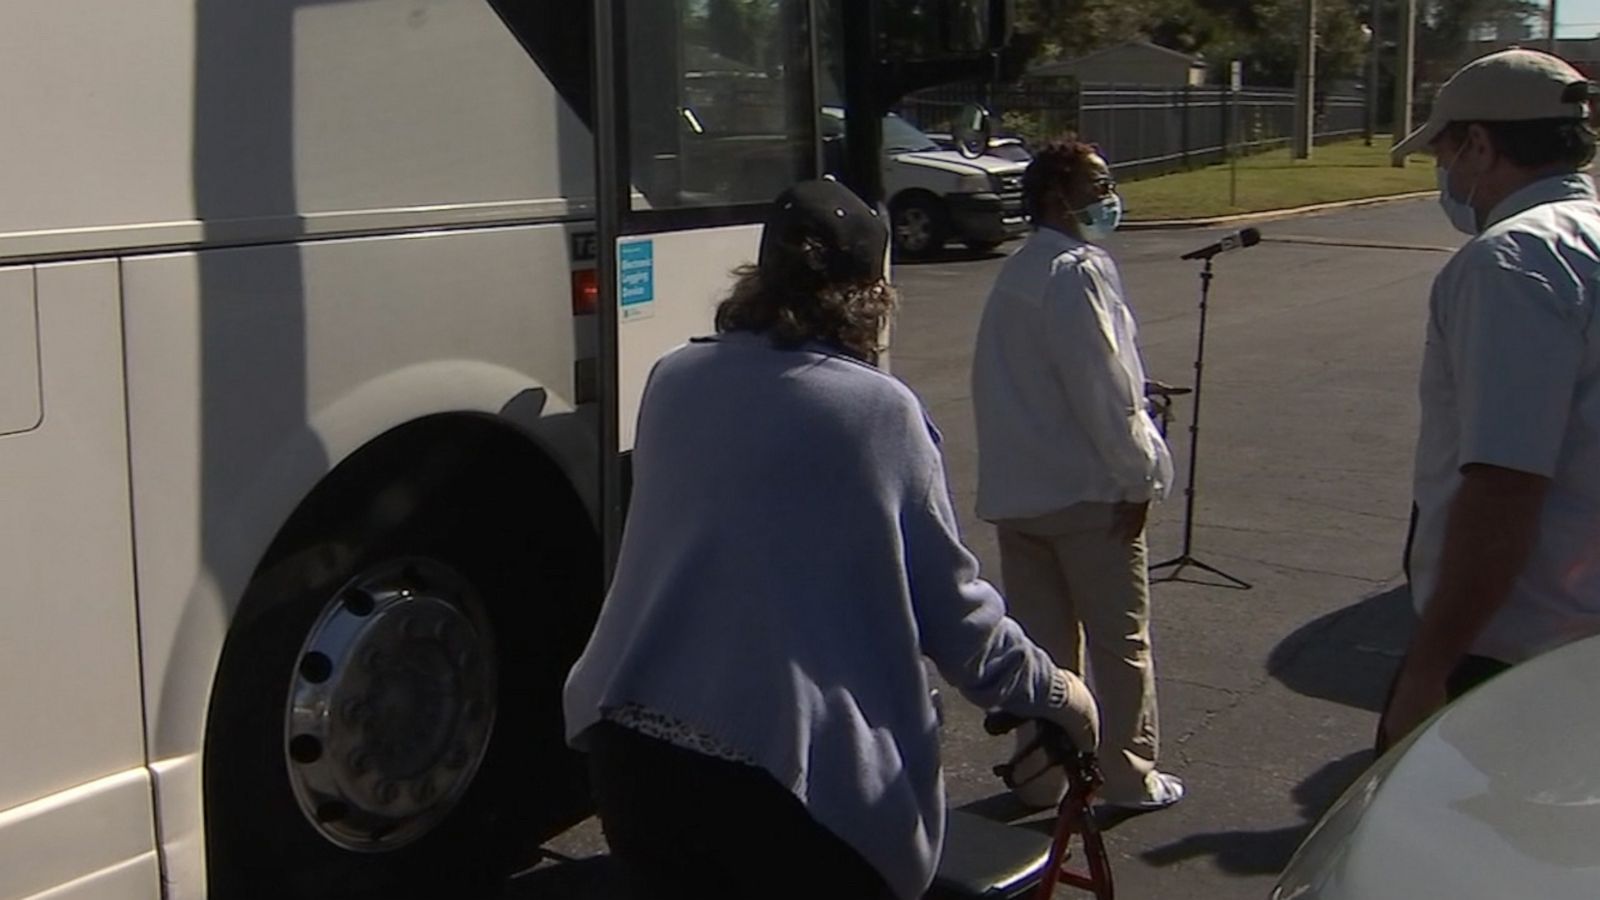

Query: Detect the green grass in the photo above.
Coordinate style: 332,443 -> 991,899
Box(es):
1119,139 -> 1437,222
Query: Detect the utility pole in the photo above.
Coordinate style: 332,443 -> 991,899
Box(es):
1364,6 -> 1380,147
1391,0 -> 1415,166
1549,0 -> 1560,54
1293,0 -> 1317,159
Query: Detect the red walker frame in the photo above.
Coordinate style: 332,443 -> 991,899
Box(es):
986,713 -> 1115,900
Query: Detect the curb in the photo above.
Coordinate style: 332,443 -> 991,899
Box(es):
1122,190 -> 1437,231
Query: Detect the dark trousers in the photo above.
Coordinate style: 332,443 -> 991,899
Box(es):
585,722 -> 895,900
1444,654 -> 1512,699
1376,654 -> 1512,753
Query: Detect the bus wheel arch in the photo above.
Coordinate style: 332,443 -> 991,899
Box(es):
203,414 -> 600,899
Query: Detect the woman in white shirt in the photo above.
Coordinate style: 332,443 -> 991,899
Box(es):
971,139 -> 1183,812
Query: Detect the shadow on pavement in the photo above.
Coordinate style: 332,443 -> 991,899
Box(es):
1268,583 -> 1414,713
1138,750 -> 1373,875
955,790 -> 1044,823
1134,585 -> 1412,874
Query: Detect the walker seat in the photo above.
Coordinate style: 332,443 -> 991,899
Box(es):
926,809 -> 1054,899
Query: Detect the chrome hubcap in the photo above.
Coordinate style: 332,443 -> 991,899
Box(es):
285,559 -> 496,851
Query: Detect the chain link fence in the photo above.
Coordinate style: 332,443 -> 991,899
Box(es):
899,80 -> 1369,179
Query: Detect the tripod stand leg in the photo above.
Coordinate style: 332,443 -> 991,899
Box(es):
1146,259 -> 1252,592
1148,554 -> 1251,590
1184,558 -> 1251,589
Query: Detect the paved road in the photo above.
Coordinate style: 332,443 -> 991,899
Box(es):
513,198 -> 1463,899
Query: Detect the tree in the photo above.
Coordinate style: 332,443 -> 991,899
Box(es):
1418,0 -> 1541,82
704,0 -> 757,65
1016,0 -> 1168,60
1012,0 -> 1376,86
1242,0 -> 1370,86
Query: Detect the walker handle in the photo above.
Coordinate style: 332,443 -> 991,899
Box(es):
983,710 -> 1027,736
983,711 -> 1085,760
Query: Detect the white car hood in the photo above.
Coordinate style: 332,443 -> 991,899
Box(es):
1275,633 -> 1600,900
890,149 -> 1026,177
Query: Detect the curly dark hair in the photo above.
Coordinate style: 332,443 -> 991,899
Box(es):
1022,135 -> 1102,223
714,258 -> 896,362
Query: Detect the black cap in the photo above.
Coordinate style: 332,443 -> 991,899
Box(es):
758,179 -> 888,284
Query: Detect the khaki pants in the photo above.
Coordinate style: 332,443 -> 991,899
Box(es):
995,502 -> 1160,803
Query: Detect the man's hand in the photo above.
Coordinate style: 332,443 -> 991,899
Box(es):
1376,660 -> 1450,753
1378,465 -> 1547,751
1111,501 -> 1149,541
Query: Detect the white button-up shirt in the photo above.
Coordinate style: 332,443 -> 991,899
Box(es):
1412,174 -> 1600,663
972,227 -> 1173,521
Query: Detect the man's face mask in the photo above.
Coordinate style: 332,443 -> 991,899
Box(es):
1436,139 -> 1482,236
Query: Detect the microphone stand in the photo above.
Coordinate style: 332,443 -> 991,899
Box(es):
1149,256 -> 1251,590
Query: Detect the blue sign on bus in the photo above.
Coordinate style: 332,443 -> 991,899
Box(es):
619,240 -> 654,320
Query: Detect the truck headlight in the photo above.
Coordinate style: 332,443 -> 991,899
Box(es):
957,172 -> 991,193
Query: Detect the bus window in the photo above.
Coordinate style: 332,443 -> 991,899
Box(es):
623,0 -> 816,211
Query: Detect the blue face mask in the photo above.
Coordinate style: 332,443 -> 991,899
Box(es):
1437,150 -> 1481,235
1074,193 -> 1124,242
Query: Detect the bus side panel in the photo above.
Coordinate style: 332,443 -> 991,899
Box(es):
0,773 -> 159,900
285,0 -> 593,217
121,222 -> 583,897
0,3 -> 196,241
1,0 -> 595,261
0,262 -> 155,897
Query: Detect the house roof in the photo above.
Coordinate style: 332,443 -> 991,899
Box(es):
1030,40 -> 1205,77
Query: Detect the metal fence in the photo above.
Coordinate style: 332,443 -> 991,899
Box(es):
899,80 -> 1369,179
899,77 -> 1081,145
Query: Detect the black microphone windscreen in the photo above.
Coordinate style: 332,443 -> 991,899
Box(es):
1241,227 -> 1262,247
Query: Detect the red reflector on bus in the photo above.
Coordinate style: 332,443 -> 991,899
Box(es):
572,269 -> 599,316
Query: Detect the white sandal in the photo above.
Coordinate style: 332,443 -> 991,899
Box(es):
1101,771 -> 1185,812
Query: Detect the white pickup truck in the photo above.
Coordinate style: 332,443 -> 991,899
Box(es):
822,108 -> 1029,256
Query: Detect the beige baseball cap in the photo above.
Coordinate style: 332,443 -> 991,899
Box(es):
1393,48 -> 1593,157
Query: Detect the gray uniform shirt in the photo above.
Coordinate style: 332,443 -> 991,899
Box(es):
1412,174 -> 1600,663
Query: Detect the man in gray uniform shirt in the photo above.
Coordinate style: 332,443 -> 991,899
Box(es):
1382,49 -> 1600,749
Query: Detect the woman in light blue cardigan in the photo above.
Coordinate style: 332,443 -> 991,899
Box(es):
563,180 -> 1098,900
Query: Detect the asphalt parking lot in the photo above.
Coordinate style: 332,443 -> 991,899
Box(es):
515,197 -> 1465,899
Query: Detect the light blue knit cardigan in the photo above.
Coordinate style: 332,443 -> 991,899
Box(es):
564,332 -> 1068,899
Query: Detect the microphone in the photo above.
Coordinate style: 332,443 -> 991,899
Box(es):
1180,227 -> 1262,261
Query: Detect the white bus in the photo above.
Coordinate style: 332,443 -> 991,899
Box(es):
0,1 -> 1007,898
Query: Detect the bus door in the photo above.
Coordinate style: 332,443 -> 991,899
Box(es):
591,0 -> 824,567
591,0 -> 1015,572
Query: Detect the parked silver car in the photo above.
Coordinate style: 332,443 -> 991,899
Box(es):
1274,633 -> 1600,900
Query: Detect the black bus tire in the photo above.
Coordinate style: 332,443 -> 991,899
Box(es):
203,472 -> 597,900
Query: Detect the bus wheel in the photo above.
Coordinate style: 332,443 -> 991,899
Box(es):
204,473 -> 595,900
